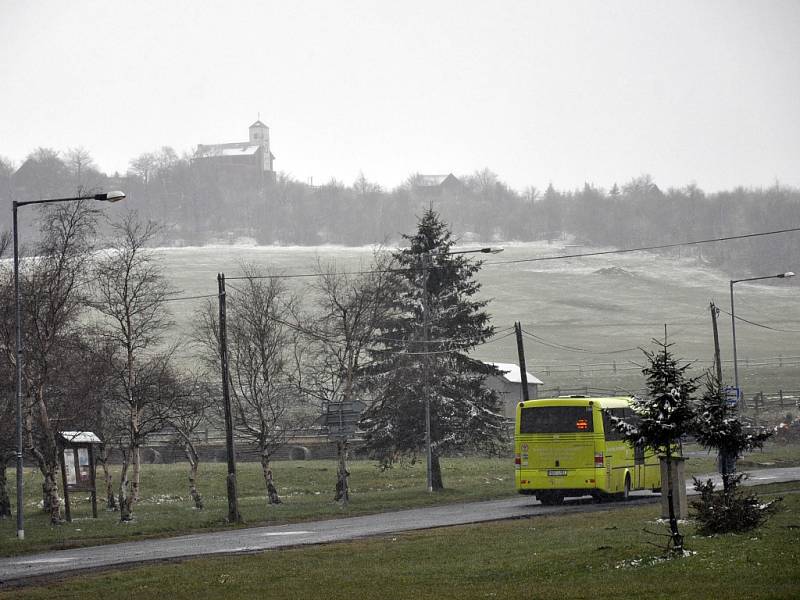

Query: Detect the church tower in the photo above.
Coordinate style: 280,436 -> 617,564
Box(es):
248,120 -> 274,172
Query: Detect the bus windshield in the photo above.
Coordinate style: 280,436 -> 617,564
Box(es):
519,406 -> 594,434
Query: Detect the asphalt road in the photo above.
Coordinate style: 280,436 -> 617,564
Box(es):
1,466 -> 798,586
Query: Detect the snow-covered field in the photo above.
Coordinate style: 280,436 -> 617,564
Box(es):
157,242 -> 799,394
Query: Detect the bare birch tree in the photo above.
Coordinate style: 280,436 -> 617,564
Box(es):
0,202 -> 100,523
196,265 -> 307,508
90,212 -> 179,521
303,252 -> 397,504
166,379 -> 213,510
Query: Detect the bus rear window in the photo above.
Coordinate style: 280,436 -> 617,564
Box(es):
519,406 -> 594,433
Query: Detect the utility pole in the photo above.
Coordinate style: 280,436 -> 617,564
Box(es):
710,302 -> 723,383
218,273 -> 241,524
514,322 -> 530,401
421,253 -> 433,493
12,202 -> 24,539
710,301 -> 734,487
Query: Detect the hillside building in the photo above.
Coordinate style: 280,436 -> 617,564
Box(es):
413,173 -> 460,193
194,120 -> 276,179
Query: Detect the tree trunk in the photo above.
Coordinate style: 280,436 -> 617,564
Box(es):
131,442 -> 141,505
33,445 -> 62,524
97,445 -> 117,511
118,448 -> 133,522
42,465 -> 62,524
720,447 -> 735,495
431,451 -> 444,491
334,438 -> 350,505
34,389 -> 63,524
0,457 -> 11,518
664,447 -> 684,553
184,441 -> 203,510
260,453 -> 281,505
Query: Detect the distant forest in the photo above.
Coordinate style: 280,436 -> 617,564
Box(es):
2,147 -> 798,278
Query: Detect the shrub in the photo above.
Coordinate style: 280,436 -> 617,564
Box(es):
691,475 -> 781,535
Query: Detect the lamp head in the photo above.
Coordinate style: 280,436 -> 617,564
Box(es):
94,191 -> 126,202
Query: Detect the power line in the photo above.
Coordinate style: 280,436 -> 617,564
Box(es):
484,226 -> 800,267
163,293 -> 218,302
520,328 -> 640,355
221,226 -> 800,281
716,306 -> 800,333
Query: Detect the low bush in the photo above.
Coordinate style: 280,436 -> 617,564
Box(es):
691,474 -> 781,535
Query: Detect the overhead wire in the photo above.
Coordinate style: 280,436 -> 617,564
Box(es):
716,306 -> 800,334
220,226 -> 800,281
483,227 -> 800,267
520,327 -> 640,355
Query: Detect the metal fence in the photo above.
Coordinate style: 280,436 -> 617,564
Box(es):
531,356 -> 800,377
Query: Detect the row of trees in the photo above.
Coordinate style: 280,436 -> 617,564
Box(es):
0,204 -> 199,522
2,148 -> 798,278
0,205 -> 507,523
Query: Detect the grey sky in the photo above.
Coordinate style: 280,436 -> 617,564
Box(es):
1,0 -> 798,192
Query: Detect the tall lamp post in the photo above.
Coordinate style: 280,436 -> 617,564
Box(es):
420,246 -> 502,492
13,191 -> 125,540
729,271 -> 795,397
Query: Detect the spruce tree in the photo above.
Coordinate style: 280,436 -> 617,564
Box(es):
359,208 -> 505,490
690,375 -> 777,534
614,338 -> 697,554
693,375 -> 771,493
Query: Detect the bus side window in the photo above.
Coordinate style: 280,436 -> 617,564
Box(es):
602,409 -> 625,441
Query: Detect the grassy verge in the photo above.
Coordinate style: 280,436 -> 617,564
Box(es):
2,443 -> 798,557
3,482 -> 798,599
1,457 -> 514,556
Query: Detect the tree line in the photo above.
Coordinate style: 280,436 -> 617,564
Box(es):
2,148 -> 798,278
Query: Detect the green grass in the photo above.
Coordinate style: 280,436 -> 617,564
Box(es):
3,482 -> 798,599
0,457 -> 514,556
3,444 -> 799,557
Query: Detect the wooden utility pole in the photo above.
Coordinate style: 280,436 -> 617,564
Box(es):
218,273 -> 241,524
514,322 -> 530,401
710,302 -> 723,383
711,301 -> 735,488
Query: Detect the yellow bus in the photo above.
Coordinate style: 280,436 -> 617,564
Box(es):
514,396 -> 661,505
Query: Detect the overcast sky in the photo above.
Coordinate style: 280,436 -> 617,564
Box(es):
1,0 -> 798,192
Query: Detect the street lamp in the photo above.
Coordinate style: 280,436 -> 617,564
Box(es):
13,191 -> 125,540
420,246 -> 503,492
729,271 -> 795,396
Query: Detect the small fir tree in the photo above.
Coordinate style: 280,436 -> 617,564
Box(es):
614,338 -> 697,554
690,375 -> 778,534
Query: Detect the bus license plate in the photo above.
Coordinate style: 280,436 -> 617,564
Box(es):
548,469 -> 567,477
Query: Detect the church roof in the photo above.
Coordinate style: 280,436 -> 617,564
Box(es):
195,143 -> 261,158
249,120 -> 268,129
